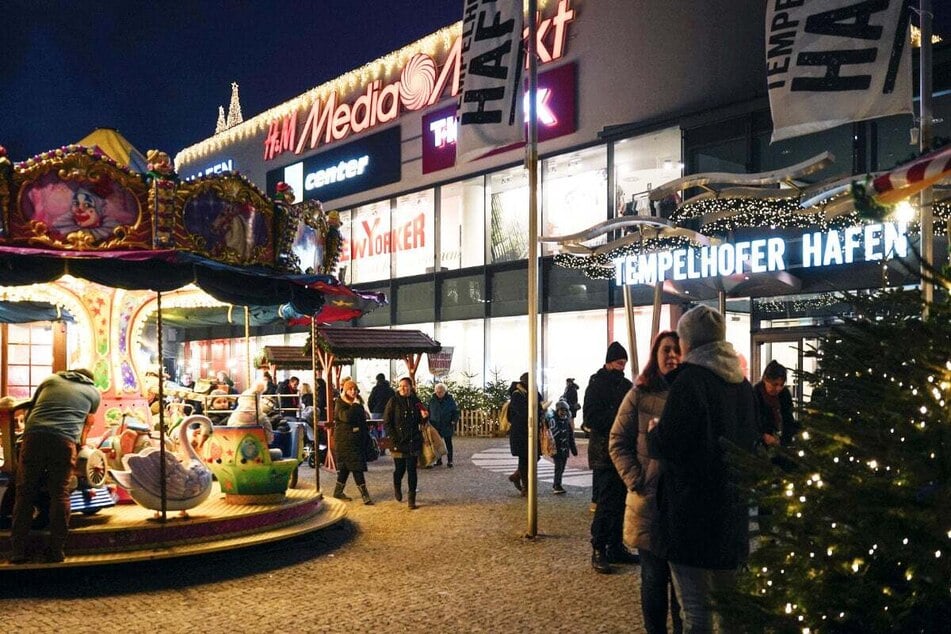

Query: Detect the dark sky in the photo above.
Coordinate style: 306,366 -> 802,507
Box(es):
1,2 -> 948,162
0,0 -> 461,161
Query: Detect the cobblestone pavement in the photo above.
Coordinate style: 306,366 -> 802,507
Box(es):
0,437 -> 647,633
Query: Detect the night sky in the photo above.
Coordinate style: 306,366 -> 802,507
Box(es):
0,0 -> 462,161
1,2 -> 949,163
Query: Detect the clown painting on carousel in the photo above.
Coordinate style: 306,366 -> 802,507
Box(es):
19,172 -> 141,247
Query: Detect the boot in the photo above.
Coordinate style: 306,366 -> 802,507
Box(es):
407,491 -> 418,510
508,470 -> 523,492
358,484 -> 374,506
393,475 -> 403,502
591,547 -> 612,574
333,481 -> 352,501
606,543 -> 640,565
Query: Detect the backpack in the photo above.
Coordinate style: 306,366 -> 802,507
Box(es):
498,400 -> 512,434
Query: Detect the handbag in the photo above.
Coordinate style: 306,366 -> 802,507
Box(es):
364,433 -> 381,462
540,422 -> 557,458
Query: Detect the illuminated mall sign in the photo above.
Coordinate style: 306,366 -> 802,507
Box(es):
185,158 -> 234,180
422,61 -> 577,173
265,127 -> 401,202
614,222 -> 909,286
262,0 -> 576,162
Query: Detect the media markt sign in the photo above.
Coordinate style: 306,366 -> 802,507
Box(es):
613,222 -> 909,286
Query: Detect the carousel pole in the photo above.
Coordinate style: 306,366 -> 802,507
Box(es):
526,0 -> 540,538
311,318 -> 321,493
157,290 -> 167,522
918,0 -> 934,312
244,306 -> 252,390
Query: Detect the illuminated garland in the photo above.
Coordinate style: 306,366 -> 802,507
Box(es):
554,235 -> 694,279
669,196 -> 859,233
754,293 -> 839,315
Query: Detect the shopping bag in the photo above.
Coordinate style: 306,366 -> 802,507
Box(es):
540,422 -> 557,458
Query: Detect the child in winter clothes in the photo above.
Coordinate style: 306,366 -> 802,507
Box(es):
549,400 -> 578,493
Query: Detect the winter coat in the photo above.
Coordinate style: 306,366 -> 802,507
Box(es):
562,381 -> 580,419
367,379 -> 396,415
333,397 -> 369,472
609,384 -> 670,554
548,409 -> 577,457
753,382 -> 798,446
427,393 -> 460,438
647,341 -> 759,569
382,394 -> 423,457
583,368 -> 633,470
507,384 -> 544,459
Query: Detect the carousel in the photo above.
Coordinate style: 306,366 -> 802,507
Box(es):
0,135 -> 385,569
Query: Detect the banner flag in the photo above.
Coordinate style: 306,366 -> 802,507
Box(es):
457,0 -> 525,162
766,0 -> 912,143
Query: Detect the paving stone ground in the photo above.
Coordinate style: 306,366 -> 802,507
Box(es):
0,437 -> 648,633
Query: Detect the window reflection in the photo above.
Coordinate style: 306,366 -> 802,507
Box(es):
439,177 -> 485,270
487,166 -> 529,263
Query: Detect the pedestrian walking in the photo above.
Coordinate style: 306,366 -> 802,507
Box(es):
506,372 -> 544,496
610,331 -> 683,633
427,382 -> 459,467
383,377 -> 426,509
331,378 -> 374,505
648,305 -> 759,631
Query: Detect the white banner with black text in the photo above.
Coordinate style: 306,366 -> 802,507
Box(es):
766,0 -> 912,143
457,0 -> 525,162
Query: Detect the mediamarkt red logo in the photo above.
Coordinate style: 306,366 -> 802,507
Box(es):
263,0 -> 575,161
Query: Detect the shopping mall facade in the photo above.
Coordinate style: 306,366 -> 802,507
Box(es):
175,0 -> 950,406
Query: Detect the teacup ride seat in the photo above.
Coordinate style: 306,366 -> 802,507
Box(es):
201,425 -> 298,504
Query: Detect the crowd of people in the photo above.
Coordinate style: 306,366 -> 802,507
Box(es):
7,304 -> 794,633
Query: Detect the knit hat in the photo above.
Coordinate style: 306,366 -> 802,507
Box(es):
519,372 -> 529,387
605,341 -> 628,363
677,305 -> 726,351
555,399 -> 570,412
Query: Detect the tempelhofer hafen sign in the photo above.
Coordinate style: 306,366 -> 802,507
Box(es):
614,222 -> 909,285
262,0 -> 576,161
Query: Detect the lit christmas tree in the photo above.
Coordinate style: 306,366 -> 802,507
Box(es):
720,264 -> 950,632
215,106 -> 226,134
226,82 -> 243,128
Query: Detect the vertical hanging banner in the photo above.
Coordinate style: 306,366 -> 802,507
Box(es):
457,0 -> 525,162
766,0 -> 912,143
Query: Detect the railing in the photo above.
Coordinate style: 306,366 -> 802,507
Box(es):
455,409 -> 503,437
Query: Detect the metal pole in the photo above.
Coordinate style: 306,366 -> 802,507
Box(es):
156,290 -> 167,522
526,0 -> 539,538
919,0 -> 934,311
651,282 -> 663,342
718,289 -> 727,317
623,284 -> 639,378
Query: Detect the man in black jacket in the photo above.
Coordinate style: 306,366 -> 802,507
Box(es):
585,341 -> 637,573
367,373 -> 396,417
648,305 -> 758,631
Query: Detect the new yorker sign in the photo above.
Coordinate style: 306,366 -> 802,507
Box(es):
613,222 -> 909,286
262,0 -> 576,161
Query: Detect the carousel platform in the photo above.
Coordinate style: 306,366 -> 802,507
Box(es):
0,483 -> 347,570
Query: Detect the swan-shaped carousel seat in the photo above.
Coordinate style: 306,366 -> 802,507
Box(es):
109,415 -> 214,518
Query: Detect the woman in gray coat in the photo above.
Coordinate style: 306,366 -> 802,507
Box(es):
609,331 -> 682,634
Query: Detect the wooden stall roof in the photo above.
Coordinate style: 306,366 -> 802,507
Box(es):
258,345 -> 351,370
316,327 -> 441,359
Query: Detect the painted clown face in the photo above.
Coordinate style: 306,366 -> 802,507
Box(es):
71,189 -> 104,228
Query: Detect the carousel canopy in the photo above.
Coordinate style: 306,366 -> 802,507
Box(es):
76,128 -> 148,172
0,245 -> 334,315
